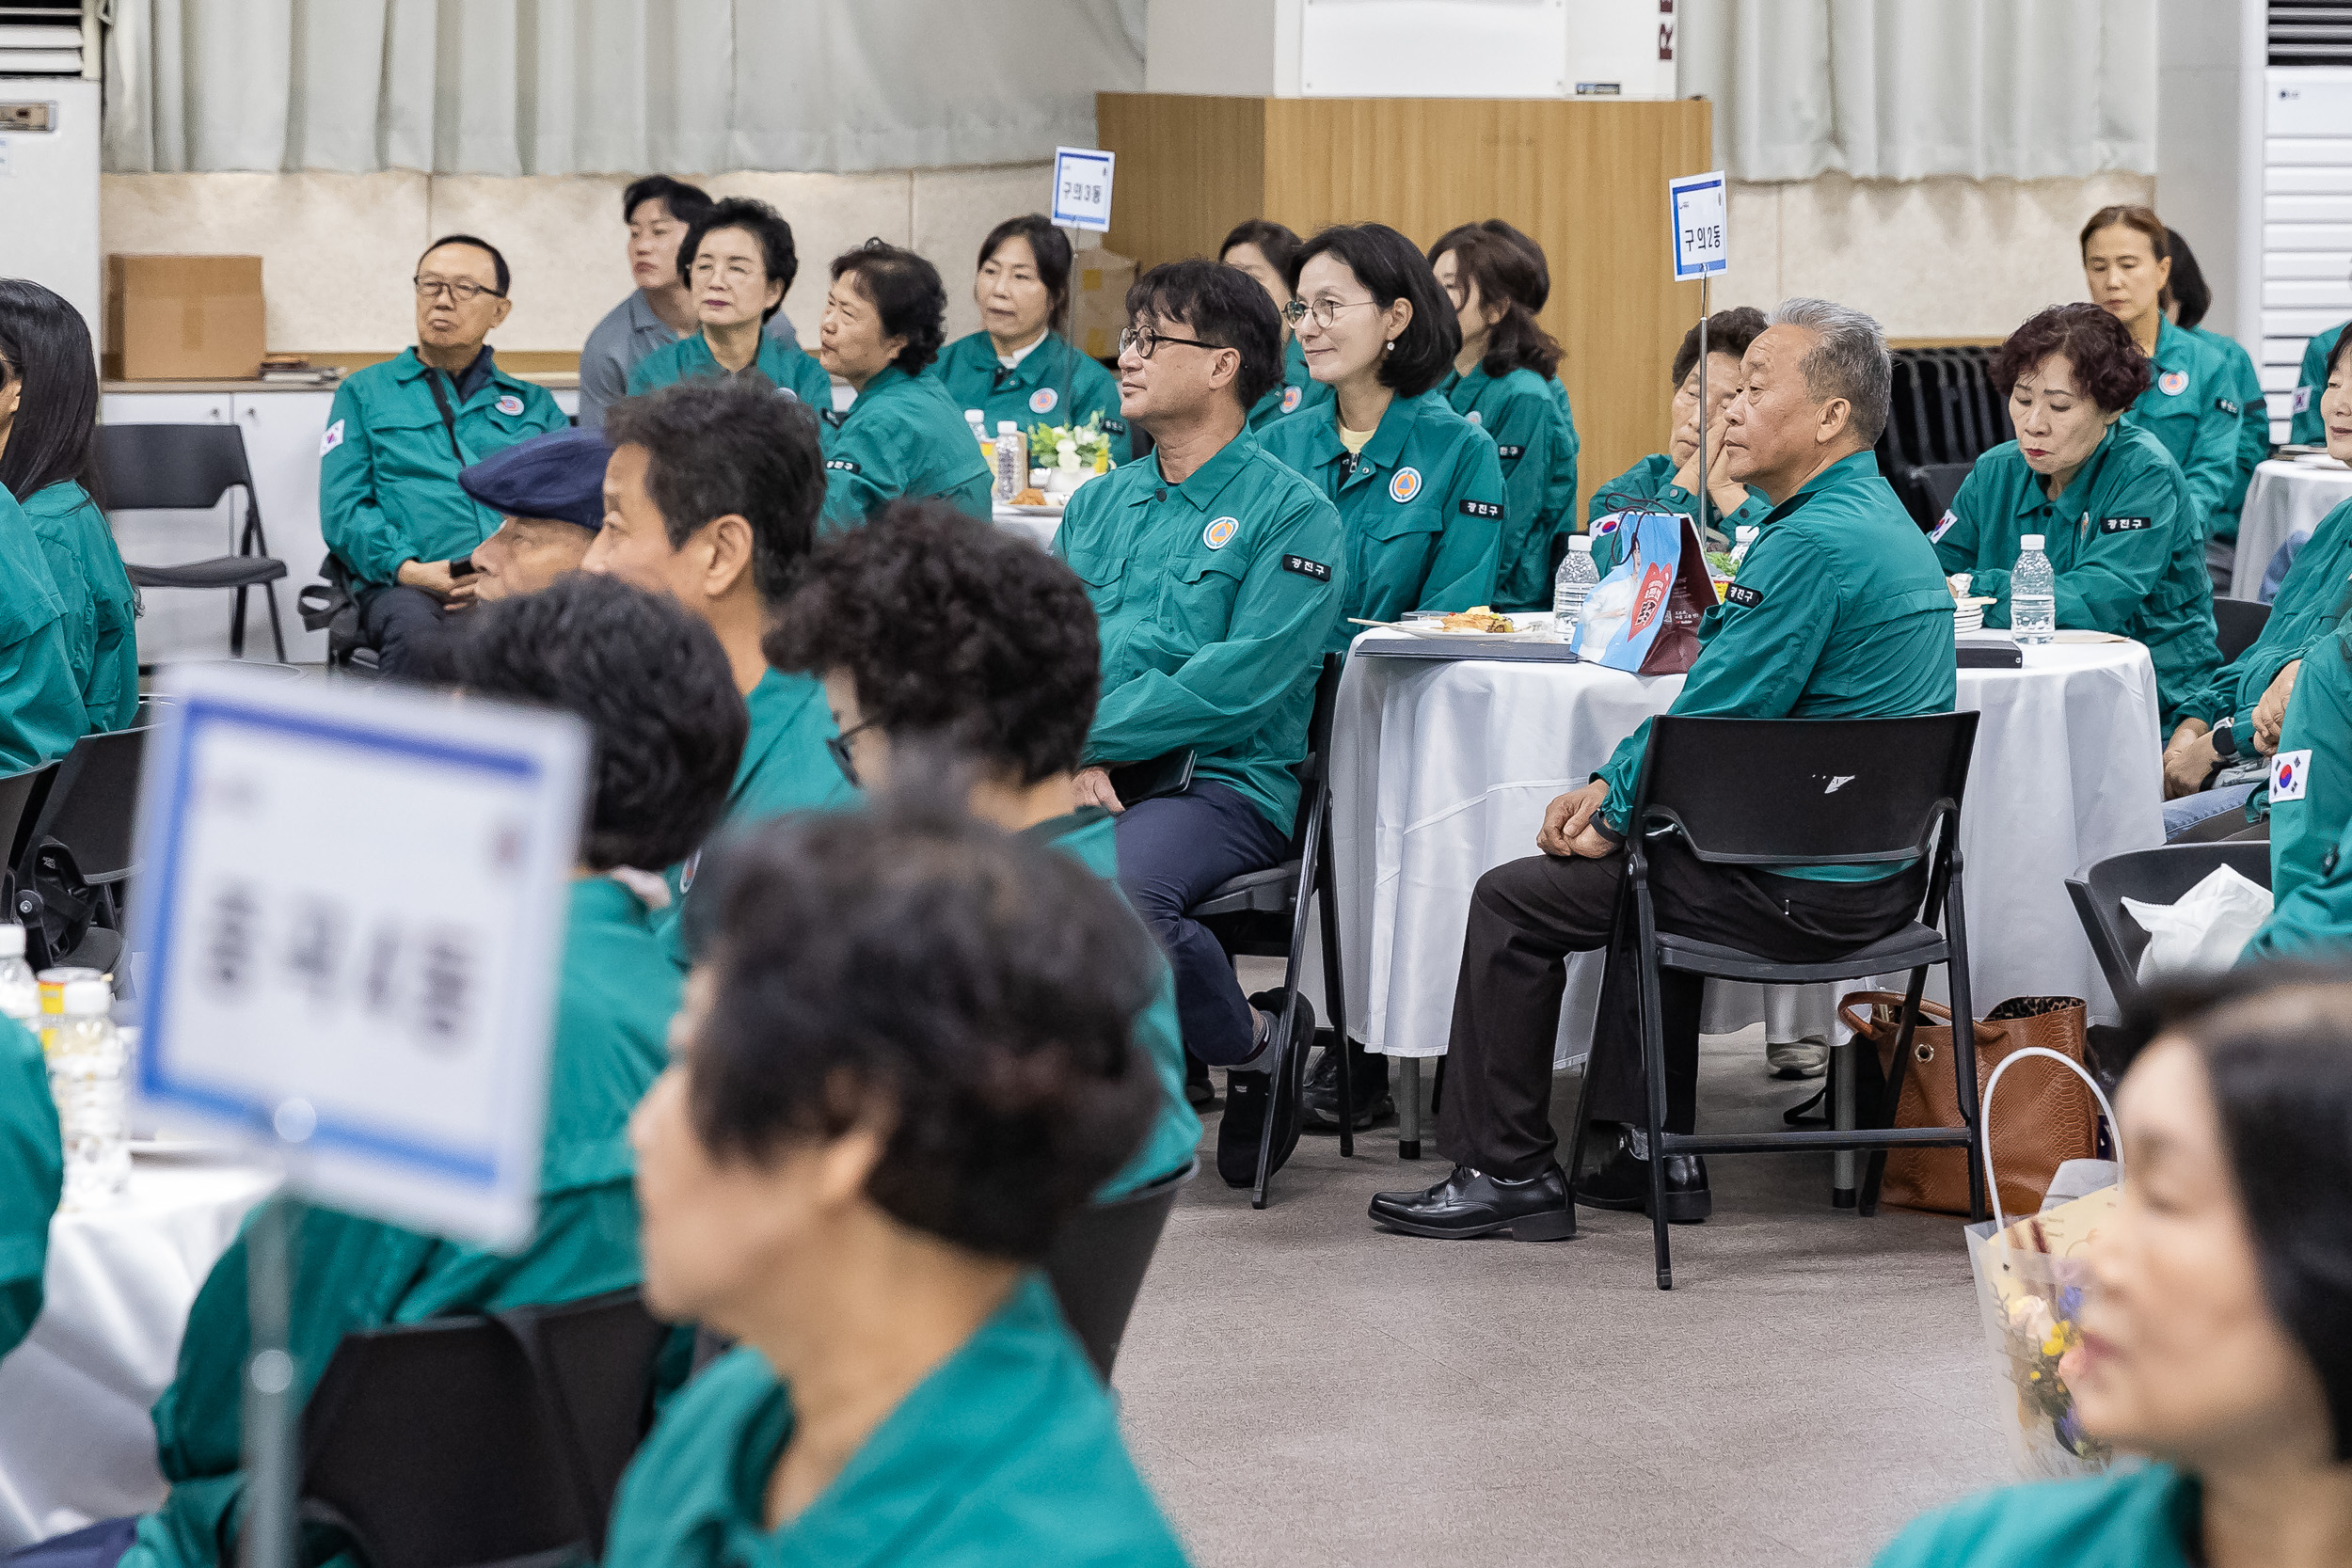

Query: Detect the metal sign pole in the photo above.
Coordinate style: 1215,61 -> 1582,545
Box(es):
239,1134 -> 297,1568
1696,274 -> 1710,542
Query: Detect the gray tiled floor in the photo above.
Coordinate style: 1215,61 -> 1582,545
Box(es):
1113,1025 -> 2015,1567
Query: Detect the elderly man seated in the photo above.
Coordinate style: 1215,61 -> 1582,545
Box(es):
1369,299 -> 1958,1243
452,426 -> 613,603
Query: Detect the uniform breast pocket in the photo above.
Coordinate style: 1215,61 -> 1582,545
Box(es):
1064,549 -> 1127,617
1158,552 -> 1247,642
1360,503 -> 1446,581
371,412 -> 459,483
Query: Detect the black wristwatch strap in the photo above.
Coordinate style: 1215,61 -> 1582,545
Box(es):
2210,718 -> 2239,760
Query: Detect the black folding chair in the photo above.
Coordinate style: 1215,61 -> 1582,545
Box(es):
1185,652 -> 1350,1208
1564,713 -> 1986,1290
13,727 -> 150,972
283,1289 -> 666,1568
2211,596 -> 2273,665
95,422 -> 288,661
1042,1159 -> 1197,1382
2065,842 -> 2272,1015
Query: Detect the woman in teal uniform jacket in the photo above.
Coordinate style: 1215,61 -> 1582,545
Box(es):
1457,221 -> 1581,522
2082,208 -> 2244,568
627,197 -> 832,409
0,484 -> 90,772
1586,306 -> 1774,572
815,242 -> 993,530
1260,223 -> 1503,646
103,578 -> 745,1568
1933,303 -> 2221,731
768,503 -> 1200,1198
0,280 -> 140,732
930,214 -> 1131,465
1427,223 -> 1579,610
2169,230 -> 2272,565
2292,317 -> 2347,447
1220,220 -> 1333,433
1873,971 -> 2352,1568
608,807 -> 1190,1568
0,1013 -> 59,1364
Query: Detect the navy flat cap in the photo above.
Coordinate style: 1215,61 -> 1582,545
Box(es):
459,426 -> 613,531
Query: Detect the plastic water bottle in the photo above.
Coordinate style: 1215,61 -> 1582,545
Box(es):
2011,532 -> 2057,645
0,926 -> 35,1031
49,977 -> 126,1207
1552,535 -> 1600,625
1730,525 -> 1759,566
993,420 -> 1026,502
964,408 -> 993,467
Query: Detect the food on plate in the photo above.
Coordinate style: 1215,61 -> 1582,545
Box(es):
1947,572 -> 1974,600
1012,487 -> 1048,506
1438,607 -> 1518,634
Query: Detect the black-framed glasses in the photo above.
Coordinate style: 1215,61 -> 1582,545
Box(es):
1281,296 -> 1380,329
413,277 -> 501,304
826,718 -> 882,787
1119,325 -> 1223,359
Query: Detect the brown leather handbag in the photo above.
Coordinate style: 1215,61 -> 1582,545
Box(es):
1836,992 -> 2100,1217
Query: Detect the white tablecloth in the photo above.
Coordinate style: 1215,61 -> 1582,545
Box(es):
0,1154 -> 279,1549
992,502 -> 1062,548
1331,635 -> 2165,1063
2233,458 -> 2352,599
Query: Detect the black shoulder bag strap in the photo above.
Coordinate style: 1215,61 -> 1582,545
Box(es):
421,369 -> 469,467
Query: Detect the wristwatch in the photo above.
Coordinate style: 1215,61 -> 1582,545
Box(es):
2209,717 -> 2240,761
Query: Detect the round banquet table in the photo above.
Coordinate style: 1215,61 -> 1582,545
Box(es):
992,501 -> 1062,548
0,1153 -> 280,1550
2232,457 -> 2352,600
1328,632 -> 2166,1091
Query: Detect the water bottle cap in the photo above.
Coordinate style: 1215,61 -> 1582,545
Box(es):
0,925 -> 22,958
964,409 -> 985,420
1568,535 -> 1593,553
2021,533 -> 2044,550
996,420 -> 1020,433
62,978 -> 109,1016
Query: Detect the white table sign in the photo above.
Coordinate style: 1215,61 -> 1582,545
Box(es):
1051,146 -> 1116,232
1669,169 -> 1729,281
128,664 -> 589,1252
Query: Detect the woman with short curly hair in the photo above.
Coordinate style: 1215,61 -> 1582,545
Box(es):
1932,301 -> 2220,732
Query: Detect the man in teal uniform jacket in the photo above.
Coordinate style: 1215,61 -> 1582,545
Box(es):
624,196 -> 833,411
0,485 -> 91,769
768,502 -> 1200,1199
318,234 -> 566,677
1372,300 -> 1957,1242
0,1014 -> 60,1362
111,576 -> 744,1568
2237,625 -> 2352,964
1055,261 -> 1342,1187
581,379 -> 854,962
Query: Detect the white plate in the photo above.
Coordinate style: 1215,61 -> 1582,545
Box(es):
1007,502 -> 1067,516
1386,621 -> 1565,645
130,1136 -> 236,1159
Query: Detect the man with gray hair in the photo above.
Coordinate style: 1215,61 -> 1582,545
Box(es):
1369,297 -> 1956,1243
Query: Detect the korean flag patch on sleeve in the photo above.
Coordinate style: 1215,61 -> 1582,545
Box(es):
1929,509 -> 1957,543
2296,387 -> 2313,414
319,418 -> 345,457
2273,749 -> 2311,802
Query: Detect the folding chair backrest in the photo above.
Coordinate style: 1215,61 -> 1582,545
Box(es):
0,766 -> 56,879
297,1313 -> 585,1568
496,1289 -> 670,1560
2212,597 -> 2272,666
1631,713 -> 1979,868
1042,1161 -> 1195,1382
93,422 -> 256,514
28,727 -> 150,884
1285,652 -> 1347,853
2080,842 -> 2273,998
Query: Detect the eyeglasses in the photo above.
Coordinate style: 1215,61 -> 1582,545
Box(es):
413,277 -> 501,305
1281,296 -> 1381,329
1119,325 -> 1224,359
825,717 -> 882,787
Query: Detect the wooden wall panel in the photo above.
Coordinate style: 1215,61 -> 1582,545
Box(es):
1098,94 -> 1267,274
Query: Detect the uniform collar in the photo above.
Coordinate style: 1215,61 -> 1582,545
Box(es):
1136,428 -> 1261,514
2152,315 -> 2198,375
738,667 -> 825,798
625,289 -> 675,339
996,329 -> 1052,372
2029,423 -> 2123,519
992,332 -> 1072,393
393,344 -> 525,404
851,364 -> 912,408
571,872 -> 656,928
1758,447 -> 1880,527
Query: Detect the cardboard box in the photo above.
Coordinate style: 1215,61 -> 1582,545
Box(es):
1071,248 -> 1136,361
104,255 -> 265,380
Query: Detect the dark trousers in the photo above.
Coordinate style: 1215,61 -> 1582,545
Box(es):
4,1517 -> 135,1567
1437,840 -> 1925,1180
1115,782 -> 1291,1067
358,583 -> 454,680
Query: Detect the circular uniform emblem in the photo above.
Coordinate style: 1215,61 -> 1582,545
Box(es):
1466,410 -> 1482,425
2157,370 -> 2188,397
1280,385 -> 1302,414
1203,515 -> 1239,550
1389,466 -> 1422,504
1029,387 -> 1058,414
495,393 -> 525,416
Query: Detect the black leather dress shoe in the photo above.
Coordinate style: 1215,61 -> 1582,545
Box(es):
1575,1125 -> 1710,1224
1301,1037 -> 1394,1132
1218,990 -> 1314,1187
1368,1163 -> 1576,1241
1184,1050 -> 1217,1110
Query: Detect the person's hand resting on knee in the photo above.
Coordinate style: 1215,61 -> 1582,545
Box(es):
1073,766 -> 1125,815
2161,719 -> 2218,800
1535,780 -> 1619,860
2252,659 -> 2301,756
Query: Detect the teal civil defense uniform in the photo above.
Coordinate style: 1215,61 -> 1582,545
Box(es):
1871,1463 -> 2199,1568
2123,317 -> 2246,546
656,668 -> 857,963
1438,364 -> 1580,610
818,367 -> 994,531
1258,390 -> 1503,650
23,481 -> 139,732
2248,624 -> 2352,934
121,876 -> 681,1568
1029,808 -> 1201,1198
930,331 -> 1133,467
2186,325 -> 2272,541
627,329 -> 834,410
0,488 -> 94,770
1594,451 -> 1958,880
2174,495 -> 2352,754
1932,423 -> 2220,730
1586,451 -> 1773,572
601,1274 -> 1190,1568
1055,429 -> 1343,833
319,349 -> 568,587
1246,337 -> 1334,433
2290,320 -> 2346,447
0,1016 -> 61,1361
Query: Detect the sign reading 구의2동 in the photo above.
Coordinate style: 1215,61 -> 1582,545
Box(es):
130,664 -> 589,1251
1050,146 -> 1115,232
1669,169 -> 1729,281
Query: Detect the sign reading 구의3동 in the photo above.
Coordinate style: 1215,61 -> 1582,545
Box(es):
130,664 -> 588,1251
1669,169 -> 1729,281
1050,146 -> 1115,232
